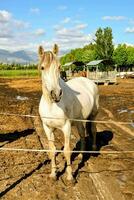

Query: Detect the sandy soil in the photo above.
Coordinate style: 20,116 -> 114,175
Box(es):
0,77 -> 134,200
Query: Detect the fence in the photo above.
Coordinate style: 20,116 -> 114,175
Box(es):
87,70 -> 117,84
0,112 -> 134,154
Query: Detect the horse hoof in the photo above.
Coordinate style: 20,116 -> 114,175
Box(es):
92,145 -> 97,151
67,174 -> 74,181
49,173 -> 57,181
77,153 -> 83,160
66,176 -> 76,186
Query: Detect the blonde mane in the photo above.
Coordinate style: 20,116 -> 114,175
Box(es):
38,51 -> 54,70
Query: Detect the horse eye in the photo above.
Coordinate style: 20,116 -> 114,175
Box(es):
41,66 -> 44,70
58,65 -> 61,70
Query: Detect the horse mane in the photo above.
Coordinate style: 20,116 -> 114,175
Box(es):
39,51 -> 55,70
39,51 -> 56,103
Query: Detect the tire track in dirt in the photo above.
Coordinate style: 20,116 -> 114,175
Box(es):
84,107 -> 134,200
102,107 -> 134,137
88,164 -> 125,200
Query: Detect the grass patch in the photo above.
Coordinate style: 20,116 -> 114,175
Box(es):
0,69 -> 38,77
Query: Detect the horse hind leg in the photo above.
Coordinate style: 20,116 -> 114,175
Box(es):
77,122 -> 86,160
90,114 -> 97,151
91,94 -> 99,150
77,122 -> 86,151
85,113 -> 97,151
91,122 -> 97,150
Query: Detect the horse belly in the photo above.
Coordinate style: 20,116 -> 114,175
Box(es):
76,92 -> 94,118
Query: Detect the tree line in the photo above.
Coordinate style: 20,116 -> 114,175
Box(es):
0,63 -> 37,70
60,27 -> 134,71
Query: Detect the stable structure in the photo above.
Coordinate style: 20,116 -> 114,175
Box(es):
86,60 -> 117,84
62,60 -> 117,84
63,61 -> 85,77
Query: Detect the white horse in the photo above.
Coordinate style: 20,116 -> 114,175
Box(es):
38,44 -> 99,181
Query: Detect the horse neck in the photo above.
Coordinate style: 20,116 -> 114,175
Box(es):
42,83 -> 51,104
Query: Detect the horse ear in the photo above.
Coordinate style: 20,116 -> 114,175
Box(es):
53,44 -> 59,55
38,46 -> 44,59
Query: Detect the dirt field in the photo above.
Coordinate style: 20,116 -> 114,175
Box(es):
0,77 -> 134,200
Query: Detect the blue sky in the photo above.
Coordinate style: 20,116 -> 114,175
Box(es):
0,0 -> 134,54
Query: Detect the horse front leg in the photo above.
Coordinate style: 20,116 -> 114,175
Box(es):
43,124 -> 57,179
62,120 -> 73,181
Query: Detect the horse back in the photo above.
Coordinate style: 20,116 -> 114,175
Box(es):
66,77 -> 99,118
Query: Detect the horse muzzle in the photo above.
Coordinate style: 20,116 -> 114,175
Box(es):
50,89 -> 63,103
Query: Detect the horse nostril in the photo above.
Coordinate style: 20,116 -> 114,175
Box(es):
50,89 -> 62,102
59,89 -> 62,96
50,90 -> 55,97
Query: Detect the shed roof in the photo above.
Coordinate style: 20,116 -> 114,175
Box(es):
63,61 -> 74,67
86,60 -> 103,66
63,61 -> 85,67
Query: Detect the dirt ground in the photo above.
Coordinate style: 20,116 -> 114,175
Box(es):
0,77 -> 134,200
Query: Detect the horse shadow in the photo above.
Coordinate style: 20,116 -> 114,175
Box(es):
57,128 -> 113,180
0,129 -> 34,147
0,159 -> 50,198
72,129 -> 113,179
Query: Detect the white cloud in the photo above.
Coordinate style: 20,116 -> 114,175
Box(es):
125,27 -> 134,33
73,20 -> 82,24
0,10 -> 30,33
0,10 -> 40,51
0,26 -> 13,38
34,28 -> 45,36
30,8 -> 40,14
55,24 -> 89,38
53,24 -> 63,30
0,9 -> 93,55
13,20 -> 30,29
129,19 -> 134,25
0,10 -> 12,23
52,24 -> 94,54
75,23 -> 88,30
57,5 -> 67,11
102,16 -> 126,21
61,17 -> 71,24
37,22 -> 93,56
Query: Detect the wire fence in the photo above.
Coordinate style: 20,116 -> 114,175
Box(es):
0,112 -> 133,125
0,112 -> 134,154
0,147 -> 134,154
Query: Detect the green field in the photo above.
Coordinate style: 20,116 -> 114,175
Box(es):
0,69 -> 39,77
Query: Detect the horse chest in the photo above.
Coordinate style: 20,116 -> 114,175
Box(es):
39,98 -> 66,128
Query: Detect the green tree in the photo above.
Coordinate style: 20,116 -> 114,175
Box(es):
60,53 -> 74,65
113,44 -> 128,68
60,43 -> 96,69
95,27 -> 114,61
127,46 -> 134,66
81,49 -> 96,63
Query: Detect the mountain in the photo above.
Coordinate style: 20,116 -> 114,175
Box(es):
0,49 -> 38,64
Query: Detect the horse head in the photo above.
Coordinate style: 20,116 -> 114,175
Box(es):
38,44 -> 62,103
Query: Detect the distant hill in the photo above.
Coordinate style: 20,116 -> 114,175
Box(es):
0,49 -> 38,64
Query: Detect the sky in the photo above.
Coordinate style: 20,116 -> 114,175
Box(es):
0,0 -> 134,54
